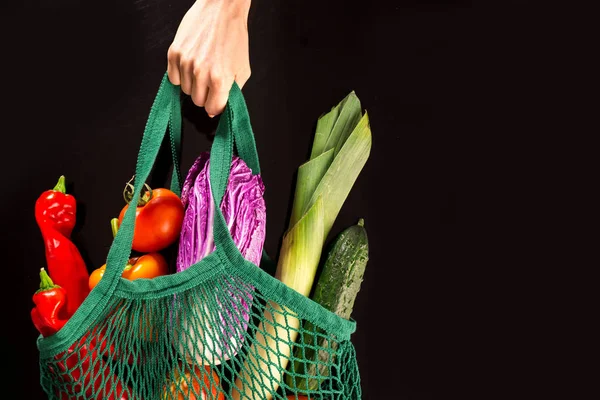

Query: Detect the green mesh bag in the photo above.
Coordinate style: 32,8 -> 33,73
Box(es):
36,73 -> 362,400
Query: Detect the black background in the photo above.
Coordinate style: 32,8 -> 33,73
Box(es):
0,0 -> 546,398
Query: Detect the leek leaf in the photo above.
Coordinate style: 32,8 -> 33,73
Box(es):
311,105 -> 340,159
303,112 -> 371,239
289,149 -> 334,227
323,92 -> 362,156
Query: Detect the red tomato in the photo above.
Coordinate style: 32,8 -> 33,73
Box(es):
164,364 -> 224,400
286,396 -> 311,400
118,188 -> 184,252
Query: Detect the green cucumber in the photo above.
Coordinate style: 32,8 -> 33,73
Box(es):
285,218 -> 369,392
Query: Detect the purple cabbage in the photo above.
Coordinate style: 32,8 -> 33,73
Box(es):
175,151 -> 266,365
177,151 -> 266,270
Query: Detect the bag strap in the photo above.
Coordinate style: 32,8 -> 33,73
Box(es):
99,73 -> 261,293
208,81 -> 260,204
168,95 -> 183,195
207,81 -> 262,265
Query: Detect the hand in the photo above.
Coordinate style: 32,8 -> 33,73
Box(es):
167,0 -> 252,117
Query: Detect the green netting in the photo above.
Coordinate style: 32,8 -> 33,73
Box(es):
36,73 -> 362,400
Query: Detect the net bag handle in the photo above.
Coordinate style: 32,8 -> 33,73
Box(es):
99,72 -> 261,294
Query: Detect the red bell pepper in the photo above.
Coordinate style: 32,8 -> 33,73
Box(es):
53,333 -> 132,399
35,175 -> 90,316
31,268 -> 69,337
89,324 -> 136,366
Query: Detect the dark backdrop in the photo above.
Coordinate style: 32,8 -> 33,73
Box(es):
0,0 -> 519,398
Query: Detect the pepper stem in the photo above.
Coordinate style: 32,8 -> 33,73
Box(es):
357,218 -> 365,227
53,175 -> 67,193
111,218 -> 119,238
123,257 -> 138,272
36,268 -> 60,293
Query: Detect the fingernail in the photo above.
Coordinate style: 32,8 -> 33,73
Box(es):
208,114 -> 215,118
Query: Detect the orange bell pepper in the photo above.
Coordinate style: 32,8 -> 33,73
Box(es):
89,253 -> 168,290
89,219 -> 169,290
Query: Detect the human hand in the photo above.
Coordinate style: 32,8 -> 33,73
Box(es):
167,0 -> 251,117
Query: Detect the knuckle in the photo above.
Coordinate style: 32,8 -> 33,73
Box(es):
167,46 -> 181,61
210,76 -> 224,90
192,64 -> 204,78
182,61 -> 192,71
180,56 -> 194,70
210,69 -> 230,89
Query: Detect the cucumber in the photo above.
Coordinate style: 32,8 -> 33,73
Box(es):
285,218 -> 369,392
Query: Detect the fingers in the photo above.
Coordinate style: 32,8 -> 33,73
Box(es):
167,45 -> 195,95
196,69 -> 251,116
204,73 -> 234,117
166,46 -> 181,86
201,67 -> 252,115
191,71 -> 209,108
179,57 -> 194,96
167,45 -> 249,117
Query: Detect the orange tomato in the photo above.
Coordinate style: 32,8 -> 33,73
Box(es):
88,253 -> 168,290
163,364 -> 224,400
118,188 -> 184,253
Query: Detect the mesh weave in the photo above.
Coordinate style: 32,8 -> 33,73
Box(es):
39,259 -> 361,399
